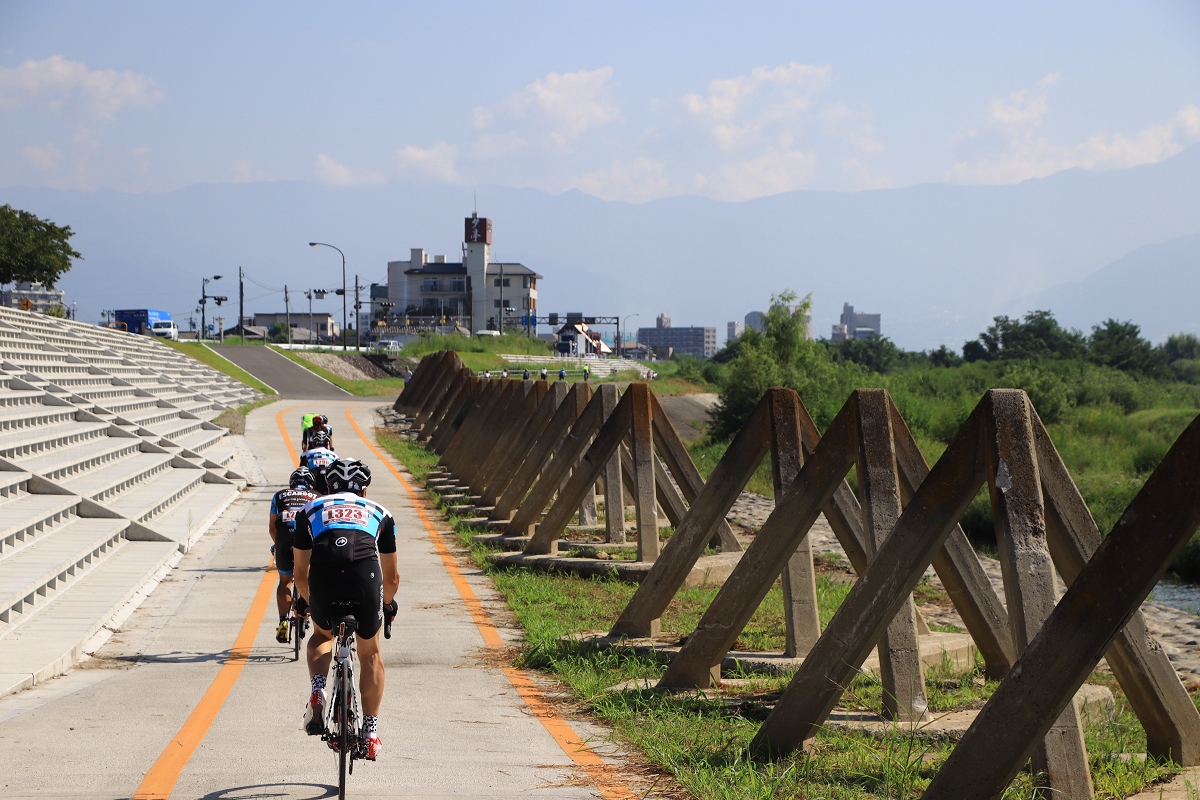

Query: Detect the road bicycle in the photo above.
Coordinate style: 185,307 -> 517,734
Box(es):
289,579 -> 308,662
322,601 -> 392,800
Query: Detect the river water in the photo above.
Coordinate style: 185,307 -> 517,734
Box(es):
1150,575 -> 1200,615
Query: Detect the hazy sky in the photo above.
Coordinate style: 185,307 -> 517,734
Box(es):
3,1 -> 1200,202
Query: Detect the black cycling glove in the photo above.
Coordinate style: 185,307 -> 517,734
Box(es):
294,595 -> 309,617
384,600 -> 399,622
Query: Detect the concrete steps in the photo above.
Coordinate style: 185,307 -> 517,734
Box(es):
0,493 -> 80,556
0,539 -> 179,695
56,452 -> 175,503
0,517 -> 128,630
0,307 -> 262,696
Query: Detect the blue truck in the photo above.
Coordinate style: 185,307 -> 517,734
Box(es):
114,309 -> 171,336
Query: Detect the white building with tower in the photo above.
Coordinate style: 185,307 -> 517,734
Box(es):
386,215 -> 541,332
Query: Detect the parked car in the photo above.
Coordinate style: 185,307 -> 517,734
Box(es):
150,320 -> 180,341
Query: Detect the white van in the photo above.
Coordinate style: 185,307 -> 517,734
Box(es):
151,320 -> 180,341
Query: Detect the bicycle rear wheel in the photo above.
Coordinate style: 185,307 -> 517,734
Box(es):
338,663 -> 350,800
292,614 -> 301,661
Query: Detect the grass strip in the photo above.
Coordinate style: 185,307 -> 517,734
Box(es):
377,431 -> 1180,799
212,397 -> 279,434
161,340 -> 277,394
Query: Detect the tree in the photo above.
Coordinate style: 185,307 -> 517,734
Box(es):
830,334 -> 902,374
0,205 -> 82,288
1087,319 -> 1163,375
963,310 -> 1085,361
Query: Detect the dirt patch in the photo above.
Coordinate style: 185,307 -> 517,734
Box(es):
212,408 -> 245,434
297,352 -> 393,381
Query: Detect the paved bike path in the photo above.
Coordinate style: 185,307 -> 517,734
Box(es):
0,402 -> 615,798
210,345 -> 353,400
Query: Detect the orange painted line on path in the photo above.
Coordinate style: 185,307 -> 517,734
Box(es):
132,405 -> 297,799
344,406 -> 639,800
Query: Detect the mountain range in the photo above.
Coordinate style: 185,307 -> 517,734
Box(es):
3,144 -> 1198,351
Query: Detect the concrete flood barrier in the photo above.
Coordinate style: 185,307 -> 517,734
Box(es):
393,349 -> 1200,800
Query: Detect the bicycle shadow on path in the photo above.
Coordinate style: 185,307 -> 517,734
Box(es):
197,781 -> 337,799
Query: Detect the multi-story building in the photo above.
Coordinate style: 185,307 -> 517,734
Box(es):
637,313 -> 717,359
2,282 -> 65,314
831,302 -> 881,343
385,215 -> 542,332
727,321 -> 742,342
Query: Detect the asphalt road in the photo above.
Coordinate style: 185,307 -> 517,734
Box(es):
0,402 -> 627,798
210,345 -> 353,400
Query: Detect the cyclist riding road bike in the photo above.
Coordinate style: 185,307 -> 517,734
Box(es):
268,467 -> 320,642
300,430 -> 338,494
302,414 -> 335,451
293,459 -> 400,760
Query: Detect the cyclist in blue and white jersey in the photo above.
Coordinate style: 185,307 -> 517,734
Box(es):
293,458 -> 399,761
268,467 -> 320,642
299,430 -> 337,494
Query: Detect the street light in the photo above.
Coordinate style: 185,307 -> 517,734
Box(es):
309,242 -> 347,351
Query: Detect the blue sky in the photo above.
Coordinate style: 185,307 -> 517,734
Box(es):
3,1 -> 1199,201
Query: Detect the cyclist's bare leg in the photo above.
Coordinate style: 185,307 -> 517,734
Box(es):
276,575 -> 293,616
307,624 -> 335,678
357,633 -> 385,715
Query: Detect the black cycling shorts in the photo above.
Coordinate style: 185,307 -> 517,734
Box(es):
308,558 -> 384,639
274,524 -> 295,574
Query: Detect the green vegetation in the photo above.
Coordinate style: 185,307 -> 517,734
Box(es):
376,425 -> 1178,797
699,300 -> 1200,576
268,346 -> 407,397
399,331 -> 552,360
162,340 -> 277,394
0,204 -> 81,287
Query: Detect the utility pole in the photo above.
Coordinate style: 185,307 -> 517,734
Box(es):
238,266 -> 245,343
306,290 -> 313,345
354,275 -> 362,351
284,285 -> 292,346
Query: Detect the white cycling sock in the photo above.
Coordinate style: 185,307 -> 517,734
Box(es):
310,673 -> 327,694
363,715 -> 378,737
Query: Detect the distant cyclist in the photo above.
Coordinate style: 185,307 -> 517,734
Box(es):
268,467 -> 320,642
302,414 -> 334,451
300,430 -> 337,494
293,459 -> 400,760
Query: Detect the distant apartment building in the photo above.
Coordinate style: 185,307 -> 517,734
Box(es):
727,321 -> 742,342
638,313 -> 717,359
2,282 -> 65,314
830,302 -> 881,343
385,215 -> 541,331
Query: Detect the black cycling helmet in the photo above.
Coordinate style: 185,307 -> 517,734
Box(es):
289,466 -> 315,490
308,430 -> 332,450
326,458 -> 372,494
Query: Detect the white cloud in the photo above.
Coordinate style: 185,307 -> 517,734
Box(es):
312,153 -> 385,187
0,55 -> 162,120
821,103 -> 884,154
683,62 -> 832,150
22,142 -> 62,169
949,77 -> 1200,184
697,148 -> 818,201
474,67 -> 621,152
396,142 -> 461,183
569,158 -> 676,203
